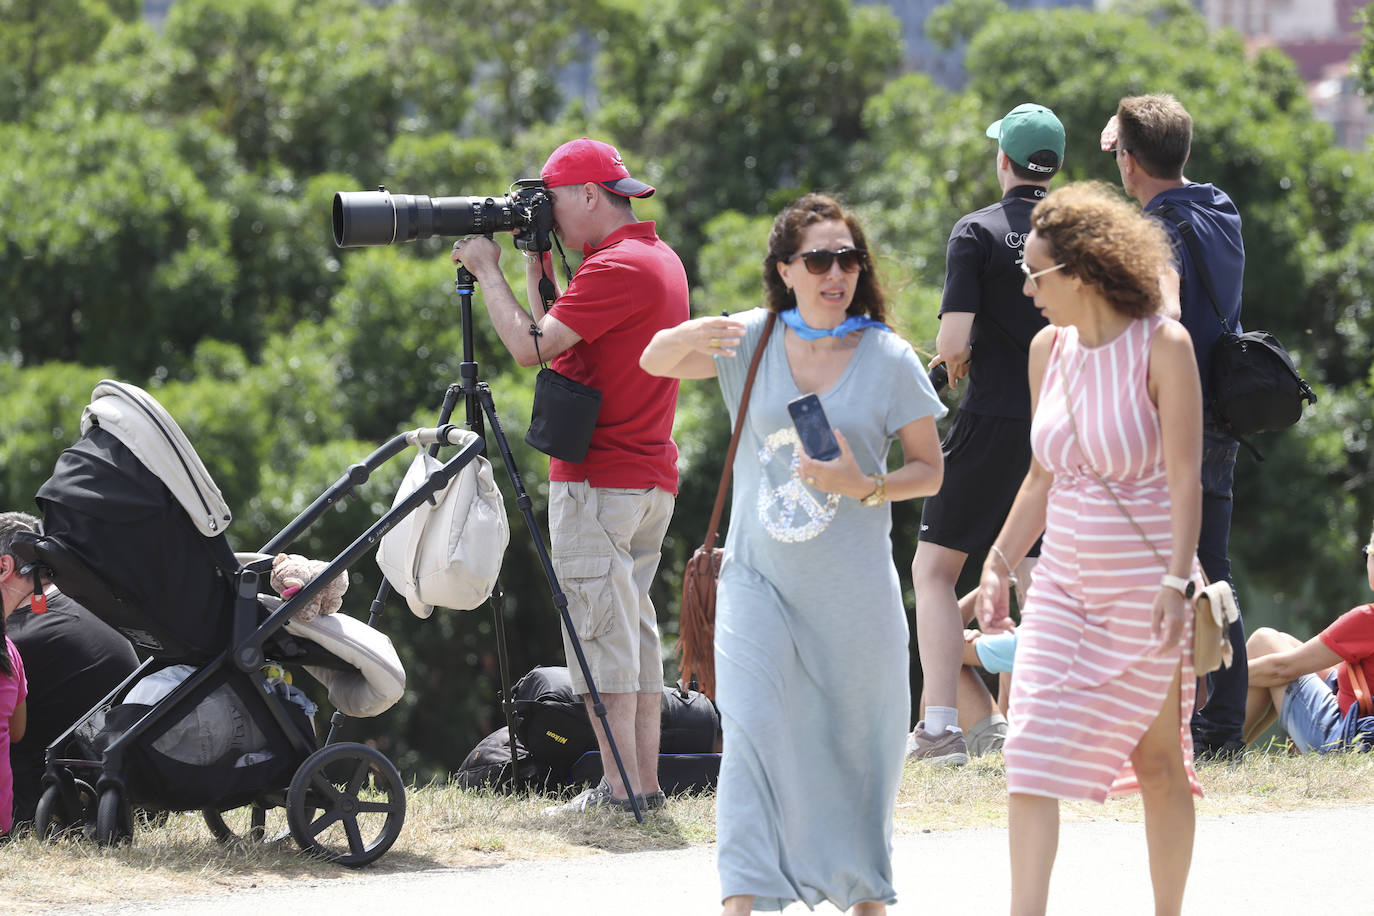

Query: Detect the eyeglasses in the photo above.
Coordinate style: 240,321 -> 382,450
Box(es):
786,247 -> 866,275
1020,260 -> 1066,291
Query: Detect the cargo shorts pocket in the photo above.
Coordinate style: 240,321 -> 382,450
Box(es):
553,553 -> 614,640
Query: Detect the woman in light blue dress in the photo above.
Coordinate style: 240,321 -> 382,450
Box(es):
641,194 -> 946,914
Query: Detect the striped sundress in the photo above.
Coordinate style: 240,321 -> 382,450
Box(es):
1004,315 -> 1203,803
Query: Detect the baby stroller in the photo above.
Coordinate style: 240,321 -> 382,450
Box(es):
12,380 -> 486,866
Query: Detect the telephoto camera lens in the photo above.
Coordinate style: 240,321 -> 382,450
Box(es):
332,188 -> 526,247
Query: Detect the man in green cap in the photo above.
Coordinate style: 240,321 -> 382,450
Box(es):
908,102 -> 1064,766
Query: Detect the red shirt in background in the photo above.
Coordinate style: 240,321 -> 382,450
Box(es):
1318,603 -> 1374,715
547,220 -> 689,494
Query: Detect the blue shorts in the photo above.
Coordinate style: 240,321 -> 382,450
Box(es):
1280,671 -> 1344,753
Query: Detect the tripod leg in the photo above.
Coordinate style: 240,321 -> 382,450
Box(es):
475,383 -> 643,821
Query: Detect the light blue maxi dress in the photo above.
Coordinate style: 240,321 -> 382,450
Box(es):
713,308 -> 946,910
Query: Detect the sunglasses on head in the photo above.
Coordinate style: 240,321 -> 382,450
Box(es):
786,247 -> 865,275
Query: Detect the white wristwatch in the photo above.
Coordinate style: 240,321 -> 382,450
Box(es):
1160,574 -> 1194,598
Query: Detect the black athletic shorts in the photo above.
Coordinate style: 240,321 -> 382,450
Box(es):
918,410 -> 1042,557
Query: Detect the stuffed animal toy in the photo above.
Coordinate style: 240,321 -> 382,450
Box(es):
270,553 -> 348,623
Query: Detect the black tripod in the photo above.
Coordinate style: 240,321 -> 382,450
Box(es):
341,265 -> 642,821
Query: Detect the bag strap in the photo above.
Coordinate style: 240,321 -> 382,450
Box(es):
1350,661 -> 1374,717
1055,333 -> 1206,586
1155,205 -> 1231,333
702,311 -> 778,549
528,233 -> 576,371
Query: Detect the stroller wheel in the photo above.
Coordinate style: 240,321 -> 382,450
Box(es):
203,804 -> 276,844
34,777 -> 97,840
286,742 -> 406,867
95,787 -> 133,847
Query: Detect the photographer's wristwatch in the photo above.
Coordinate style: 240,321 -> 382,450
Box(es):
860,473 -> 886,507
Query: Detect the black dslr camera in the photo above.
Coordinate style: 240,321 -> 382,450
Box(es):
332,179 -> 554,253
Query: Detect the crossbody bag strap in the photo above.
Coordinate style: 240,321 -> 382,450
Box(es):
1350,659 -> 1374,717
1056,338 -> 1204,584
1156,205 -> 1231,333
703,311 -> 778,549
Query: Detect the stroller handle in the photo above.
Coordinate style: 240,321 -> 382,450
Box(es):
405,425 -> 466,447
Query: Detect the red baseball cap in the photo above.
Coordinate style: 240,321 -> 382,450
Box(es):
541,137 -> 655,198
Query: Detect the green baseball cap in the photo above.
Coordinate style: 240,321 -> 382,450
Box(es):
986,103 -> 1065,175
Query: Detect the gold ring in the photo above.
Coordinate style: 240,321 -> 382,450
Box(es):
806,476 -> 816,486
709,337 -> 721,348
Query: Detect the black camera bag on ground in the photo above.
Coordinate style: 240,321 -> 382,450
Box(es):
1159,207 -> 1317,457
455,726 -> 559,793
494,665 -> 722,793
510,665 -> 597,771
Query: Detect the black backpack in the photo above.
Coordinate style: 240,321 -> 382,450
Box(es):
455,726 -> 560,793
500,666 -> 722,793
1160,207 -> 1317,457
509,665 -> 597,771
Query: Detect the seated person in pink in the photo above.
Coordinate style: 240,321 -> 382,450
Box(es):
1,634 -> 27,837
1243,522 -> 1374,752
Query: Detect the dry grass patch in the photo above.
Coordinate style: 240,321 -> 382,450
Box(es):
5,747 -> 1374,911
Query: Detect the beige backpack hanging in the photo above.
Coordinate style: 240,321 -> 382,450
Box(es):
377,431 -> 509,617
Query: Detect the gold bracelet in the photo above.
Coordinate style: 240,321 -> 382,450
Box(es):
990,545 -> 1019,588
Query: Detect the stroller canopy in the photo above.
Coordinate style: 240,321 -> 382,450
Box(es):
82,380 -> 232,537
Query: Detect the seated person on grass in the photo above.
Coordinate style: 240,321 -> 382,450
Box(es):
1242,521 -> 1374,753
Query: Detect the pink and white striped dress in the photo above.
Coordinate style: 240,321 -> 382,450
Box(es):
1005,316 -> 1203,802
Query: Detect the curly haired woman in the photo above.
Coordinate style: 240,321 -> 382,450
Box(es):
976,182 -> 1205,916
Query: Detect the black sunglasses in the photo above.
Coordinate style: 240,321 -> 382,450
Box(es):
786,247 -> 866,275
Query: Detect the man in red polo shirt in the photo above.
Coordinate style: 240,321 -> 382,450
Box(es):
451,138 -> 689,814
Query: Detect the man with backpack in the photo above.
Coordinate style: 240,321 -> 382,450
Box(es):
1103,94 -> 1248,759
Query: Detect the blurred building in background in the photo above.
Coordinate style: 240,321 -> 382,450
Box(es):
1201,0 -> 1369,148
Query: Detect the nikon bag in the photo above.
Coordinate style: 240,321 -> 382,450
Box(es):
510,665 -> 596,771
1158,207 -> 1317,451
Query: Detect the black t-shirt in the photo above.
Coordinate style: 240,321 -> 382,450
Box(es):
7,591 -> 139,821
937,185 -> 1050,420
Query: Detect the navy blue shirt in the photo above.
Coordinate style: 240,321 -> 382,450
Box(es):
1144,183 -> 1244,411
938,185 -> 1050,421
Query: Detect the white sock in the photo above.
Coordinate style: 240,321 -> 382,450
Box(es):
924,706 -> 960,736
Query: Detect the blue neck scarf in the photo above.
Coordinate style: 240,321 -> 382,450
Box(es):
779,307 -> 889,340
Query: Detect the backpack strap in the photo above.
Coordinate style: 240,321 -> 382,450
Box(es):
1155,205 -> 1232,333
1350,660 -> 1374,718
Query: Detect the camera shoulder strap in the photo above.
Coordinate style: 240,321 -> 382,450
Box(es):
528,235 -> 576,369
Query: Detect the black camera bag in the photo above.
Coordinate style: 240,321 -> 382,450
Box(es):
525,367 -> 601,463
510,665 -> 598,770
1159,208 -> 1316,456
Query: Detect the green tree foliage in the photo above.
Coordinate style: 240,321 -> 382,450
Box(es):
0,0 -> 137,120
2,0 -> 1372,775
595,0 -> 905,265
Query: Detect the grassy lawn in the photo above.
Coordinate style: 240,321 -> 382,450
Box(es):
5,744 -> 1373,913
